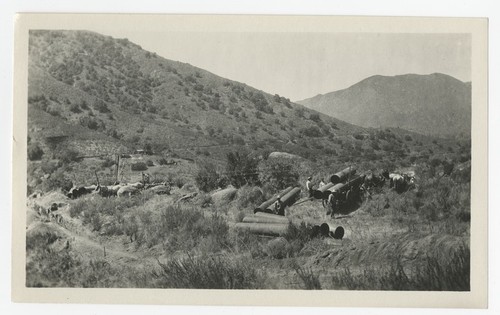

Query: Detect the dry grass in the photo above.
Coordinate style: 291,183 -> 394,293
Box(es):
330,244 -> 469,291
153,254 -> 267,289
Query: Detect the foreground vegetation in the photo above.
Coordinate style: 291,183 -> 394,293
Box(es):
26,149 -> 470,290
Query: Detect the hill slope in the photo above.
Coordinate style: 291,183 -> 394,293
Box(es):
297,73 -> 471,138
28,30 -> 367,163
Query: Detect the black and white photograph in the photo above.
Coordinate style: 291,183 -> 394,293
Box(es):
10,13 -> 488,308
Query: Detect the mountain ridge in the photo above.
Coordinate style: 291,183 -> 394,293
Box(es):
297,73 -> 471,138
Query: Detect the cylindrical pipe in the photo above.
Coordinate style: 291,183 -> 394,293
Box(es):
323,182 -> 346,199
312,182 -> 334,199
279,187 -> 301,207
254,186 -> 294,213
330,166 -> 357,184
327,175 -> 365,202
345,175 -> 365,188
235,222 -> 289,236
319,223 -> 345,239
244,213 -> 291,224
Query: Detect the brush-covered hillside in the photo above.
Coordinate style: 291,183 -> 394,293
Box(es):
28,30 -> 361,162
27,30 -> 468,192
298,73 -> 471,138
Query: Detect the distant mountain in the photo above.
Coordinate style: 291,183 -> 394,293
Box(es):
297,73 -> 471,138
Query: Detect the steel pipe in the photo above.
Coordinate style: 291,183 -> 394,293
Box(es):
243,213 -> 290,224
254,186 -> 294,213
319,223 -> 345,239
312,182 -> 335,199
279,187 -> 301,207
235,222 -> 289,236
330,166 -> 357,184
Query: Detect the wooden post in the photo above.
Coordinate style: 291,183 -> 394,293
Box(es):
94,170 -> 100,187
115,154 -> 120,184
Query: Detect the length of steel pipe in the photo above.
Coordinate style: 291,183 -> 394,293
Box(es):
279,187 -> 301,207
235,222 -> 289,236
255,212 -> 291,223
243,213 -> 290,224
312,182 -> 335,199
330,166 -> 357,184
344,175 -> 365,190
254,186 -> 294,213
319,223 -> 345,239
323,182 -> 346,198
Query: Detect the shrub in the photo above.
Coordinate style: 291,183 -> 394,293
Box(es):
69,103 -> 81,113
258,158 -> 299,192
94,99 -> 110,113
309,113 -> 321,122
43,169 -> 73,192
57,148 -> 81,164
225,151 -> 259,188
131,162 -> 148,171
195,161 -> 220,192
146,160 -> 154,167
301,126 -> 322,137
236,185 -> 265,209
101,157 -> 115,168
153,254 -> 266,289
28,142 -> 44,161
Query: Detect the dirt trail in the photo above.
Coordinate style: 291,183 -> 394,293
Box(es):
26,193 -> 160,271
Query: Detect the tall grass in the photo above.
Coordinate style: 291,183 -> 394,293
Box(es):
26,228 -> 152,287
294,265 -> 322,289
153,254 -> 267,289
331,245 -> 470,291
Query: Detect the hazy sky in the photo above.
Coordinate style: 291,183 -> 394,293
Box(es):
91,29 -> 470,101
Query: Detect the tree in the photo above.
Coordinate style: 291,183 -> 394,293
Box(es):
226,151 -> 259,188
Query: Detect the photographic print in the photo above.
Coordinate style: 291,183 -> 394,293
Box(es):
12,14 -> 488,307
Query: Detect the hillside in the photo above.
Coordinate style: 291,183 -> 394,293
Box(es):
28,30 -> 363,162
297,73 -> 471,138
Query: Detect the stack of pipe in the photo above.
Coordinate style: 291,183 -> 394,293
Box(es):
242,186 -> 301,236
236,212 -> 290,236
310,223 -> 345,239
330,166 -> 357,184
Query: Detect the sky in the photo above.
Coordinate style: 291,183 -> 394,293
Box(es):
89,30 -> 471,102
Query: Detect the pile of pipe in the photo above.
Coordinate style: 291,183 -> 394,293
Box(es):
235,186 -> 301,236
235,212 -> 290,236
310,223 -> 345,240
